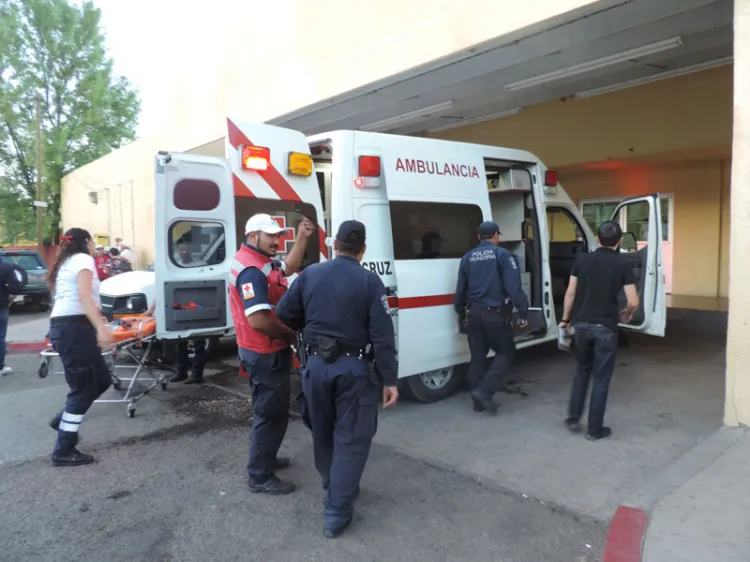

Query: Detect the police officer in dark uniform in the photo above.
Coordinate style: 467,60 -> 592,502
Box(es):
275,220 -> 398,539
454,221 -> 529,415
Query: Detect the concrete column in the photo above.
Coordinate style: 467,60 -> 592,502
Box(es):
725,0 -> 750,426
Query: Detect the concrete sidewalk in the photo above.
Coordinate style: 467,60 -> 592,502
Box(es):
605,426 -> 750,561
7,314 -> 49,352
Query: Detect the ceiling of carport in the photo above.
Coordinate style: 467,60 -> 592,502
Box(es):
266,0 -> 733,136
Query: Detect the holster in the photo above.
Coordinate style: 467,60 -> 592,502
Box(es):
295,332 -> 307,369
315,335 -> 341,363
364,343 -> 381,388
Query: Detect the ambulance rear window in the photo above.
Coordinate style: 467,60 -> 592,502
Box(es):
173,179 -> 221,211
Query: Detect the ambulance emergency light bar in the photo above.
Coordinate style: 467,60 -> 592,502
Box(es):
240,146 -> 313,177
504,36 -> 683,92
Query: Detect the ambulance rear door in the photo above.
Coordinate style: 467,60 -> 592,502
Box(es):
610,193 -> 667,337
374,136 -> 493,377
154,152 -> 235,341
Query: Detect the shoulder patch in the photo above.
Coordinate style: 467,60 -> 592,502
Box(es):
241,282 -> 255,300
509,256 -> 518,269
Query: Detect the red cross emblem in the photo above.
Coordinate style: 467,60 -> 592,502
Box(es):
271,216 -> 296,253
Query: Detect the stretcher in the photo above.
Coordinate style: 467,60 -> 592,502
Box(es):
37,315 -> 177,418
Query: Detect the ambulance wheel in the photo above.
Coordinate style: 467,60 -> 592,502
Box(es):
401,364 -> 466,403
38,361 -> 49,379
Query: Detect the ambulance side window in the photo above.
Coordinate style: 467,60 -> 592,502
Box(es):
389,201 -> 483,260
167,221 -> 226,268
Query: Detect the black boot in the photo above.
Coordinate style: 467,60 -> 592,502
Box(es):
248,475 -> 295,495
470,389 -> 498,415
52,448 -> 94,467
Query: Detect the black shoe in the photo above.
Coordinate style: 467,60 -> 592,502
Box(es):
585,427 -> 612,441
248,475 -> 295,495
49,412 -> 62,431
275,457 -> 291,470
52,448 -> 94,467
564,417 -> 581,432
184,376 -> 204,385
324,517 -> 353,539
470,390 -> 497,415
170,373 -> 188,383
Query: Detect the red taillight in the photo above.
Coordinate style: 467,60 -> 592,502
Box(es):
242,145 -> 270,171
544,170 -> 558,187
358,155 -> 381,177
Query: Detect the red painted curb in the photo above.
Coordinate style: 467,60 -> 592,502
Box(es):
601,506 -> 649,562
7,341 -> 48,354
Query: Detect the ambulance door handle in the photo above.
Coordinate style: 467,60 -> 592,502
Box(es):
544,292 -> 549,306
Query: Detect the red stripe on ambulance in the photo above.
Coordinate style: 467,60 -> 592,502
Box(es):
388,294 -> 455,310
227,118 -> 329,259
233,174 -> 254,197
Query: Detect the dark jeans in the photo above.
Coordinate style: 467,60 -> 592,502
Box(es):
568,322 -> 618,432
466,307 -> 516,396
0,306 -> 8,369
48,316 -> 112,454
176,338 -> 207,378
240,346 -> 292,484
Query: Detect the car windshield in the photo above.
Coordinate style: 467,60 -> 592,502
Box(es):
2,254 -> 46,270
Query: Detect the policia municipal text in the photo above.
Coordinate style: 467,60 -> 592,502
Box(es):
276,220 -> 399,539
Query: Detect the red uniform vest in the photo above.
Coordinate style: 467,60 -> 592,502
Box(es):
228,244 -> 289,353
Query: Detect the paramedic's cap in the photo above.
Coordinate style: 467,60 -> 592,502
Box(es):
95,244 -> 104,249
335,220 -> 366,246
245,213 -> 284,235
478,221 -> 501,238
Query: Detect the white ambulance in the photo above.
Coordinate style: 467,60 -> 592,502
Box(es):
141,118 -> 667,403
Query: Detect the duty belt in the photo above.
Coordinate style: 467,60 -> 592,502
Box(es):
306,345 -> 366,360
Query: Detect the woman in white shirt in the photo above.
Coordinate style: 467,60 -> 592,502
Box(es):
47,228 -> 113,467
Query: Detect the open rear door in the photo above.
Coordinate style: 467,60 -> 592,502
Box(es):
154,152 -> 235,340
610,194 -> 666,336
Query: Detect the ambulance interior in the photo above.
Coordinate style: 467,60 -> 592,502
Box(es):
484,160 -> 547,339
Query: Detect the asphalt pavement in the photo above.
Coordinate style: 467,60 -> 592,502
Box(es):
0,354 -> 606,562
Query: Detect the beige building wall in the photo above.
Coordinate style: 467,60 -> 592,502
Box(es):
428,65 -> 733,298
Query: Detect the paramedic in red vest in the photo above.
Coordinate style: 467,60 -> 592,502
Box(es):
228,212 -> 315,495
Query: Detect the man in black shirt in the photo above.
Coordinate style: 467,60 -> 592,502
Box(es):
558,221 -> 639,441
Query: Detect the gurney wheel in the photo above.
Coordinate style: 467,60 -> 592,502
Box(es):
160,382 -> 167,391
37,362 -> 49,379
127,406 -> 136,418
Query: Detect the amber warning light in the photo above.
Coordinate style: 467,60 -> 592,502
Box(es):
354,155 -> 382,188
241,146 -> 270,172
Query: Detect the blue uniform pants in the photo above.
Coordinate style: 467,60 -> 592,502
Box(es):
466,307 -> 516,395
240,346 -> 292,484
300,355 -> 379,531
48,316 -> 112,454
0,306 -> 8,369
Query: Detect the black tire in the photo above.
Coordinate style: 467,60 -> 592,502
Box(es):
38,362 -> 49,378
128,408 -> 135,418
401,363 -> 467,403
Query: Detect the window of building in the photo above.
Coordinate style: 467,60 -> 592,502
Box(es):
168,221 -> 226,268
390,201 -> 483,260
173,179 -> 221,211
234,197 -> 321,270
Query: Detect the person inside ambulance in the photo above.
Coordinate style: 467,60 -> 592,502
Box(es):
417,230 -> 445,259
228,212 -> 315,496
454,221 -> 529,415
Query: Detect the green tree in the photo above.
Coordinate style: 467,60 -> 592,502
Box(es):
0,0 -> 140,244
